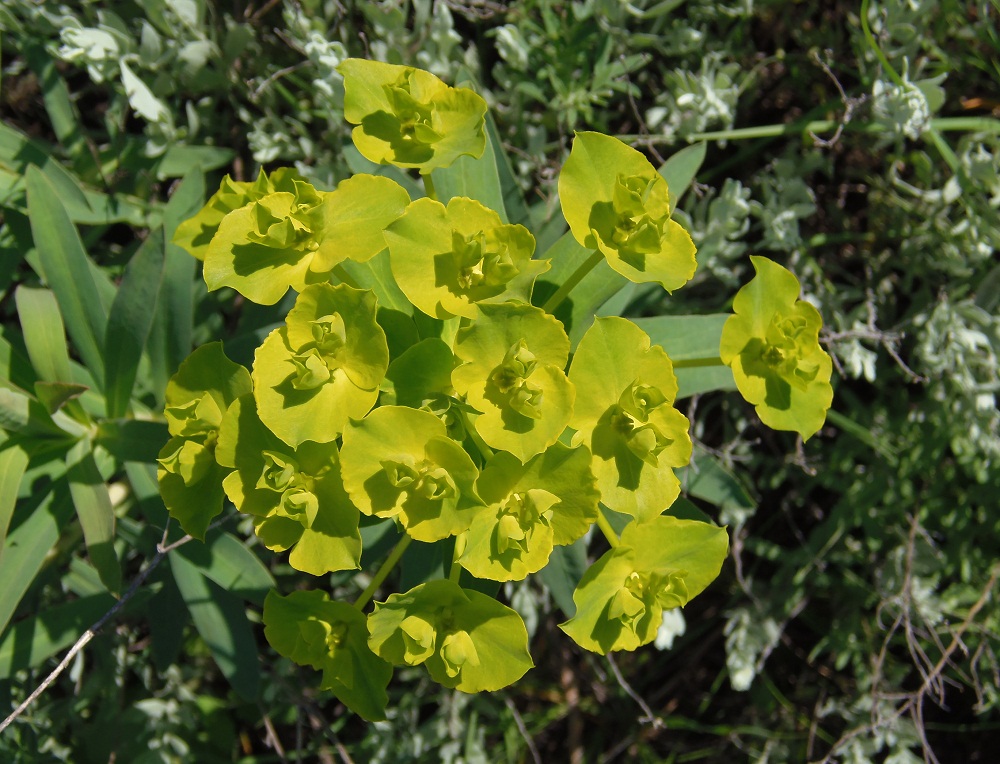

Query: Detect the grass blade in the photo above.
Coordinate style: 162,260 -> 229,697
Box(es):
0,441 -> 29,561
66,440 -> 121,595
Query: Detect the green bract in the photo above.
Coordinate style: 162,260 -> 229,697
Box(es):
253,284 -> 388,446
263,590 -> 392,721
381,339 -> 470,441
569,317 -> 692,521
559,132 -> 697,292
719,256 -> 834,440
459,445 -> 599,582
156,342 -> 251,539
452,303 -> 574,461
385,196 -> 547,319
367,579 -> 533,692
339,406 -> 482,542
560,516 -> 729,654
216,395 -> 362,575
338,58 -> 487,172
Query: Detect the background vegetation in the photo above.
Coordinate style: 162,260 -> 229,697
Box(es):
1,0 -> 998,761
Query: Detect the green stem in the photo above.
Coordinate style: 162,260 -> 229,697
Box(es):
353,533 -> 413,611
671,356 -> 726,369
860,0 -> 905,88
595,509 -> 620,549
542,249 -> 604,314
466,421 -> 494,461
449,543 -> 463,583
422,172 -> 437,202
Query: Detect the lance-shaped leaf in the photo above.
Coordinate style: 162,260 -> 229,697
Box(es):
381,339 -> 470,441
719,256 -> 834,440
340,406 -> 482,542
173,168 -> 275,261
338,58 -> 487,172
202,173 -> 327,305
560,516 -> 728,654
385,196 -> 547,319
569,318 -> 692,520
559,132 -> 696,292
458,444 -> 599,582
264,590 -> 392,721
156,343 -> 252,539
452,303 -> 574,461
216,395 -> 361,575
253,285 -> 388,446
367,579 -> 532,692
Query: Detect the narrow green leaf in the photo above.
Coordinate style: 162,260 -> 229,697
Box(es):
430,111 -> 507,220
632,314 -> 730,361
485,111 -> 530,228
678,446 -> 756,520
0,442 -> 29,561
14,286 -> 74,385
148,570 -> 186,671
148,168 -> 204,397
170,551 -> 260,700
95,419 -> 170,464
66,440 -> 121,594
23,43 -> 88,163
658,142 -> 707,207
536,537 -> 588,617
0,485 -> 74,635
34,381 -> 88,415
0,593 -> 114,680
339,250 -> 412,315
104,228 -> 166,417
155,145 -> 235,180
26,167 -> 108,385
171,529 -> 275,605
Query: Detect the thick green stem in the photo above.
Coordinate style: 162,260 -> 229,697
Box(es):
542,249 -> 604,314
422,172 -> 437,202
595,509 -> 620,549
466,421 -> 494,461
353,533 -> 413,611
449,543 -> 463,583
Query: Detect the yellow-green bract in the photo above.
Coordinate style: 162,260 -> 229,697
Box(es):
559,131 -> 697,292
720,256 -> 834,440
338,58 -> 487,172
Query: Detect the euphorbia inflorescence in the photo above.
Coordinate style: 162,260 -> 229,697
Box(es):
161,57 -> 832,721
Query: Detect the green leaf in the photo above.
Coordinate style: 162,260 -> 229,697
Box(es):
0,485 -> 74,635
452,303 -> 573,460
367,579 -> 533,692
14,286 -> 74,387
339,58 -> 487,172
340,406 -> 482,542
632,313 -> 736,398
95,419 -> 170,464
171,528 -> 275,605
559,132 -> 696,292
0,442 -> 29,560
381,338 -> 455,409
657,142 -> 707,206
385,197 -> 546,319
66,439 -> 121,594
568,317 -> 692,520
719,256 -> 834,440
155,144 -> 235,180
170,550 -> 260,701
678,446 -> 756,521
104,227 -> 166,418
560,516 -> 728,654
25,167 -> 109,384
430,112 -> 507,218
34,381 -> 88,415
537,538 -> 588,617
264,590 -> 392,720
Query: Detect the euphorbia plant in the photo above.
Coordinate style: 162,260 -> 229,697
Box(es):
162,58 -> 833,720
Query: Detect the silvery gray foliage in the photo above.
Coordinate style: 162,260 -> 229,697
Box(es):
674,178 -> 751,287
646,55 -> 742,145
750,157 -> 820,254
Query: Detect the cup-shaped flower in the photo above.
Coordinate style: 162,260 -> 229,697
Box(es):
719,256 -> 834,440
215,395 -> 362,575
385,196 -> 548,319
157,343 -> 251,539
569,318 -> 692,520
264,590 -> 392,721
339,406 -> 482,542
560,516 -> 728,654
338,58 -> 487,172
452,304 -> 574,461
253,284 -> 389,446
458,444 -> 599,581
559,132 -> 697,292
173,168 -> 278,261
367,579 -> 533,692
198,170 -> 408,305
